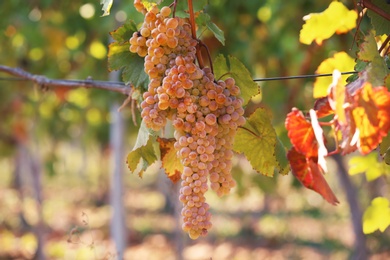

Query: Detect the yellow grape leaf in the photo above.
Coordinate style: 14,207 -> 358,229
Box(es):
300,1 -> 357,45
314,52 -> 355,98
358,31 -> 379,62
141,0 -> 163,11
100,0 -> 113,16
348,153 -> 389,181
126,121 -> 158,177
363,197 -> 390,234
233,108 -> 281,177
157,137 -> 182,183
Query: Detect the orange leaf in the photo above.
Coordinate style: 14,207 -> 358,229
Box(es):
287,148 -> 339,205
157,137 -> 182,183
286,108 -> 318,158
314,97 -> 334,118
352,84 -> 390,154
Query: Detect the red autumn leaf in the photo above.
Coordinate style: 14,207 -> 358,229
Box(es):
286,108 -> 318,158
287,148 -> 339,205
352,84 -> 390,154
314,97 -> 334,118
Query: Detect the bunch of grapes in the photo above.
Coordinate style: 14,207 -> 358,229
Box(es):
130,2 -> 246,239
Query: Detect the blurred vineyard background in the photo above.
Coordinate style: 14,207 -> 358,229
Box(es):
0,0 -> 389,259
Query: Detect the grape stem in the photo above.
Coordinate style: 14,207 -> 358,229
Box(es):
188,0 -> 204,68
379,35 -> 390,55
360,0 -> 390,23
199,41 -> 214,74
169,0 -> 178,18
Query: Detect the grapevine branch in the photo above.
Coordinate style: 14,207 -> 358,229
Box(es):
360,0 -> 390,23
0,65 -> 133,95
187,0 -> 205,69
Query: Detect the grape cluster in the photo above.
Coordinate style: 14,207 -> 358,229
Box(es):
130,3 -> 246,239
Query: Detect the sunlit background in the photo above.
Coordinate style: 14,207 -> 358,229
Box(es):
0,0 -> 389,259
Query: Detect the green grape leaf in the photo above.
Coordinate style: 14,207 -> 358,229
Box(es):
233,108 -> 280,177
348,153 -> 388,181
196,13 -> 225,45
108,20 -> 149,90
367,0 -> 390,35
358,31 -> 379,62
126,121 -> 158,177
174,0 -> 208,17
365,57 -> 390,87
380,132 -> 390,156
347,59 -> 368,83
386,74 -> 390,88
385,151 -> 390,164
214,55 -> 260,106
175,0 -> 208,13
363,197 -> 390,234
275,137 -> 290,175
356,30 -> 390,87
300,1 -> 357,45
100,0 -> 113,16
381,132 -> 390,165
157,137 -> 182,183
313,52 -> 355,98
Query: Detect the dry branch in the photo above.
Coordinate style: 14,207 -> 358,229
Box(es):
0,65 -> 132,95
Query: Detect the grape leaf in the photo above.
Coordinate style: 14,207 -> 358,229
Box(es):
314,52 -> 355,98
314,97 -> 334,118
157,137 -> 182,183
173,0 -> 208,18
348,153 -> 389,181
352,84 -> 390,154
379,131 -> 390,156
367,0 -> 390,35
358,31 -> 379,62
100,0 -> 113,16
126,121 -> 158,177
285,108 -> 318,158
141,0 -> 163,10
233,108 -> 279,177
214,55 -> 260,106
275,137 -> 290,176
287,148 -> 339,205
300,1 -> 357,45
385,150 -> 390,164
196,13 -> 225,45
365,57 -> 390,87
363,197 -> 390,234
356,31 -> 390,87
108,20 -> 149,90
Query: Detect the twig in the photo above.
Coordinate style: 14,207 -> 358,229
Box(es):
199,41 -> 214,74
360,0 -> 390,23
187,0 -> 204,68
0,65 -> 132,95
